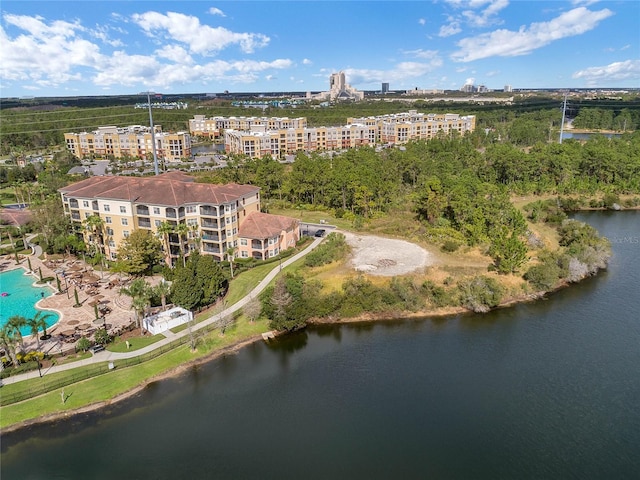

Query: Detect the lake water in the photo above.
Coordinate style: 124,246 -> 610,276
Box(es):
2,211 -> 639,479
561,131 -> 623,141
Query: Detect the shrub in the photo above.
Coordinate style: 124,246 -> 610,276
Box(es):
524,251 -> 563,291
441,240 -> 460,252
421,280 -> 452,308
456,276 -> 503,313
304,233 -> 349,267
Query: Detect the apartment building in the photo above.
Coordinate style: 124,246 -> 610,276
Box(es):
224,123 -> 377,158
189,115 -> 307,139
58,172 -> 299,265
64,125 -> 191,162
347,111 -> 476,144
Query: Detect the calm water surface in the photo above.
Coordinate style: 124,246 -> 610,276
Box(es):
2,212 -> 639,479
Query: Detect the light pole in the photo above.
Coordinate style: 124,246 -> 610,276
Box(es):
144,91 -> 160,176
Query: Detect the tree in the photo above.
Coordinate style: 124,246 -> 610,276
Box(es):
120,278 -> 152,328
76,337 -> 91,353
156,221 -> 175,265
116,229 -> 164,276
243,296 -> 262,324
83,214 -> 105,256
6,315 -> 27,353
94,328 -> 111,345
174,222 -> 189,267
153,280 -> 171,311
170,263 -> 201,310
226,246 -> 236,279
26,311 -> 52,351
0,325 -> 20,367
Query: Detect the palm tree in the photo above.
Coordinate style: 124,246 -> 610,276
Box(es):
0,327 -> 19,368
83,214 -> 105,257
174,223 -> 189,267
153,280 -> 171,311
120,278 -> 151,329
34,311 -> 53,341
156,221 -> 175,266
6,315 -> 27,355
226,246 -> 236,279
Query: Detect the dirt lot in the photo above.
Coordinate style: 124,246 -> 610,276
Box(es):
341,231 -> 435,276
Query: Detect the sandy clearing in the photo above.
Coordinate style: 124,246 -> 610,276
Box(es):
341,231 -> 435,276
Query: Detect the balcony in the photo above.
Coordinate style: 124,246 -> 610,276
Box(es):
166,208 -> 177,219
71,212 -> 81,221
92,200 -> 99,211
136,205 -> 150,215
200,206 -> 220,217
69,199 -> 79,208
138,218 -> 151,228
168,233 -> 181,244
201,219 -> 219,229
202,233 -> 225,242
202,245 -> 222,254
251,240 -> 266,250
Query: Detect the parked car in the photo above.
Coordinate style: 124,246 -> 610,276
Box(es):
314,229 -> 326,238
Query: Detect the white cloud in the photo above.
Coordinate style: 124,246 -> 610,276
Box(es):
90,24 -> 125,47
131,11 -> 269,55
485,70 -> 500,77
401,49 -> 439,59
571,0 -> 600,6
344,59 -> 443,86
418,18 -> 426,25
208,7 -> 226,17
302,58 -> 312,65
451,7 -> 613,62
572,59 -> 640,85
438,20 -> 461,37
464,77 -> 475,85
0,14 -> 102,86
155,45 -> 193,64
621,44 -> 631,50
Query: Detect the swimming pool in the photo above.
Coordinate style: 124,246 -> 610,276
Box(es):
0,268 -> 59,337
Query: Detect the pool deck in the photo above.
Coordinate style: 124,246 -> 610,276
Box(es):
1,253 -> 138,355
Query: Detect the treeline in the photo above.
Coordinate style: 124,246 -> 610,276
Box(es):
572,107 -> 639,131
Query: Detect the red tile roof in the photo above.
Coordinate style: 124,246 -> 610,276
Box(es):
59,174 -> 259,206
239,212 -> 299,239
0,208 -> 32,227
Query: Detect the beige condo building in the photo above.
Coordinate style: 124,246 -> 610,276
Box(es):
189,115 -> 307,140
58,172 -> 299,266
64,125 -> 191,162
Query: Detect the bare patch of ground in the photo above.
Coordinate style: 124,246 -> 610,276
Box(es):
341,231 -> 435,276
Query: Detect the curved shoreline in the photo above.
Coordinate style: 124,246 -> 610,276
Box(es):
1,285 -> 561,434
1,335 -> 265,434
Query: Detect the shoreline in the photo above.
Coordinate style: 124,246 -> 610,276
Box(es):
1,334 -> 264,434
1,286 -> 559,434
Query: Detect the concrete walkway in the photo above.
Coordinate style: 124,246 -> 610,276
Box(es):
1,237 -> 324,385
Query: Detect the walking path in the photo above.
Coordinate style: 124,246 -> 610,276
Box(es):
1,237 -> 324,385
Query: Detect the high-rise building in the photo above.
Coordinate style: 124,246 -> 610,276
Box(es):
382,83 -> 390,93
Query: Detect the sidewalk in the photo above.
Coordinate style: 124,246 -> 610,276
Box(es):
1,237 -> 324,385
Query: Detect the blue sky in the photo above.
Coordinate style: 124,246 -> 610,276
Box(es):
1,1 -> 638,97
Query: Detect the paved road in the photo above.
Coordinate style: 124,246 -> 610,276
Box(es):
1,236 -> 324,385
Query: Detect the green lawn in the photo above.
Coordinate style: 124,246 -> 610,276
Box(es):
107,333 -> 165,352
0,317 -> 269,429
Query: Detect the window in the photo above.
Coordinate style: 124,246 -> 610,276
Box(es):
110,252 -> 117,260
108,240 -> 116,248
225,205 -> 231,213
155,220 -> 162,227
187,218 -> 198,226
232,228 -> 237,235
121,218 -> 128,226
186,205 -> 196,214
153,207 -> 161,215
104,204 -> 110,212
123,230 -> 130,238
120,206 -> 126,214
82,201 -> 89,208
105,216 -> 112,224
241,251 -> 248,258
240,238 -> 248,246
106,227 -> 114,236
85,212 -> 92,219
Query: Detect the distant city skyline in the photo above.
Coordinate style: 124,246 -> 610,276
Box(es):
1,1 -> 638,98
